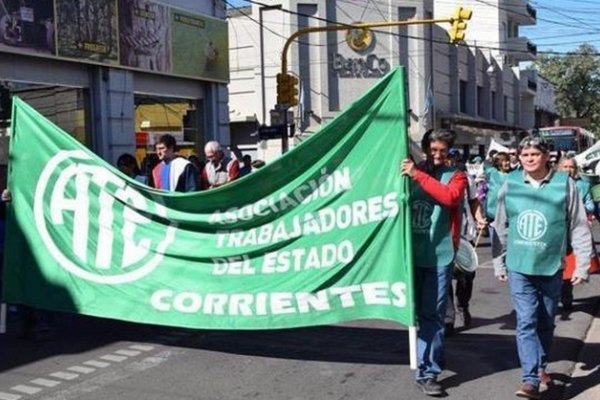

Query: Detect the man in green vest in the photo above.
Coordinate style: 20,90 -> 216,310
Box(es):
493,136 -> 592,399
401,129 -> 468,396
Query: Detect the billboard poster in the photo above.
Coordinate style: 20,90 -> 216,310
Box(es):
171,9 -> 228,82
55,0 -> 119,64
119,0 -> 170,73
0,0 -> 55,55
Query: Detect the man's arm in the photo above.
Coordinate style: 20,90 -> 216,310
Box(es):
411,169 -> 468,208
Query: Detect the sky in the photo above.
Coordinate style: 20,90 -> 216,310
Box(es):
226,0 -> 599,55
523,0 -> 600,54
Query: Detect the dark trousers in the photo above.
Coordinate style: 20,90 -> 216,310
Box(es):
446,267 -> 476,324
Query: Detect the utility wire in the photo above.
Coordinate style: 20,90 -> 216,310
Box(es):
231,0 -> 600,57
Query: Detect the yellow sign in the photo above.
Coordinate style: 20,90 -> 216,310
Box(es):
346,25 -> 373,52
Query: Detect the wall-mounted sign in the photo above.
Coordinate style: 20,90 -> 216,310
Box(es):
0,0 -> 228,83
346,25 -> 373,53
332,53 -> 390,78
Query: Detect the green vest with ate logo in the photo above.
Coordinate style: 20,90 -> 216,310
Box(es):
411,166 -> 457,268
505,171 -> 568,276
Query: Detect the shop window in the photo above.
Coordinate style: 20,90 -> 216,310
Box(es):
134,95 -> 202,166
0,82 -> 89,165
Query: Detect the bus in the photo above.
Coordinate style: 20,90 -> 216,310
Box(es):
538,126 -> 596,154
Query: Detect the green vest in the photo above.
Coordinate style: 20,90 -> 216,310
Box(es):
485,169 -> 509,220
411,166 -> 458,268
505,171 -> 568,276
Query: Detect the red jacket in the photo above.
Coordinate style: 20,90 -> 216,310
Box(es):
412,166 -> 468,250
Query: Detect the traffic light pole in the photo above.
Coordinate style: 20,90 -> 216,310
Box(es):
274,7 -> 472,154
280,15 -> 459,75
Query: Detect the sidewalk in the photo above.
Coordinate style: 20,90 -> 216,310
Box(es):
563,300 -> 600,400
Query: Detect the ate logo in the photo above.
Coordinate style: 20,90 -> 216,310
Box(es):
411,200 -> 433,231
516,210 -> 548,241
34,150 -> 176,284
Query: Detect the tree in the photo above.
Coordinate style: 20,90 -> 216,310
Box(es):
534,43 -> 600,132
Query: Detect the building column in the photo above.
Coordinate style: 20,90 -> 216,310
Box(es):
89,67 -> 135,164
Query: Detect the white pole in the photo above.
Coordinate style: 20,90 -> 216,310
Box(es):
0,303 -> 6,334
409,326 -> 417,370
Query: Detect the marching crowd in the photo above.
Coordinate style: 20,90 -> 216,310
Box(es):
116,134 -> 262,193
1,129 -> 599,399
402,129 -> 598,399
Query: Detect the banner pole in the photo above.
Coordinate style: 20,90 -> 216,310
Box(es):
409,326 -> 417,369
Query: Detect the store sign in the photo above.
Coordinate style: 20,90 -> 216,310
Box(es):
0,0 -> 228,83
332,53 -> 391,78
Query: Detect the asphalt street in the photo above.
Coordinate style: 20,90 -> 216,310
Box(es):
0,235 -> 599,400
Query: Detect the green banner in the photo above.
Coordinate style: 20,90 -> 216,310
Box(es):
2,68 -> 414,330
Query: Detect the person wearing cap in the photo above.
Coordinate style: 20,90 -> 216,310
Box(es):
493,136 -> 593,399
401,129 -> 468,396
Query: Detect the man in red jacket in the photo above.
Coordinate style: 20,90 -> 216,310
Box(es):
401,129 -> 468,396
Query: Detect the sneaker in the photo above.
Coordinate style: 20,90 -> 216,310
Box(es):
539,371 -> 552,390
415,378 -> 444,397
515,383 -> 541,399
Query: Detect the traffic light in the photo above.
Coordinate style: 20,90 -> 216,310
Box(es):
448,7 -> 472,44
288,75 -> 299,107
277,73 -> 290,105
276,73 -> 299,106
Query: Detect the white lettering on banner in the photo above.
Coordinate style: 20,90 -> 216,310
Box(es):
212,255 -> 255,275
209,167 -> 353,225
262,241 -> 354,274
211,241 -> 354,276
215,192 -> 399,248
34,150 -> 177,284
149,281 -> 407,316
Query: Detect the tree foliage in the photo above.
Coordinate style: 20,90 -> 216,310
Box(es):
534,43 -> 600,132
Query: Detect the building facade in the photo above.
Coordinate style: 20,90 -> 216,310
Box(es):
228,0 -> 539,160
0,0 -> 230,167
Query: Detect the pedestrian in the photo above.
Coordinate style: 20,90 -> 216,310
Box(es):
117,153 -> 147,184
1,186 -> 56,341
239,154 -> 253,177
152,134 -> 199,192
557,155 -> 598,312
493,136 -> 593,399
444,149 -> 484,336
200,140 -> 240,189
400,129 -> 468,396
509,147 -> 520,171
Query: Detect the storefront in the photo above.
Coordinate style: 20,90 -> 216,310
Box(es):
0,0 -> 229,170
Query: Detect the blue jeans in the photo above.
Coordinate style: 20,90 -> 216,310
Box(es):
508,271 -> 562,387
415,265 -> 452,380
